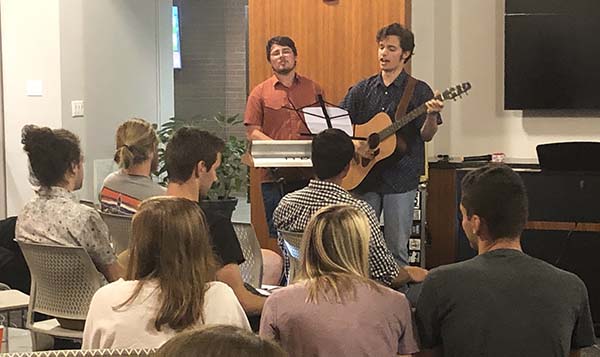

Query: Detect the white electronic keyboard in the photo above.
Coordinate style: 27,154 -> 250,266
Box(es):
246,140 -> 312,168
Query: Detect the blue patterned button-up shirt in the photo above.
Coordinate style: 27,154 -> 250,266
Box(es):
340,70 -> 442,193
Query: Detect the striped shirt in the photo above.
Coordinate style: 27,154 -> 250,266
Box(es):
100,170 -> 165,214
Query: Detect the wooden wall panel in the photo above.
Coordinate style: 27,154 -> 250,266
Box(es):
249,0 -> 410,103
425,168 -> 458,268
248,0 -> 411,250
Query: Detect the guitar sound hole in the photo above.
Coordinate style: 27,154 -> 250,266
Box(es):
368,133 -> 380,149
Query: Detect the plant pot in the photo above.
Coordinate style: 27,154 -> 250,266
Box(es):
198,197 -> 239,221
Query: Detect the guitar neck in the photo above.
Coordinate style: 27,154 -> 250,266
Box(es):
378,96 -> 440,141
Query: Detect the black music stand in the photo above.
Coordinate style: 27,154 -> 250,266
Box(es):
284,94 -> 366,141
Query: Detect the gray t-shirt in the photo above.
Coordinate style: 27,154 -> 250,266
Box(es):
100,170 -> 165,214
416,249 -> 595,357
259,280 -> 419,357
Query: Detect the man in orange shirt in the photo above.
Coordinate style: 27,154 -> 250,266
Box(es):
244,36 -> 324,240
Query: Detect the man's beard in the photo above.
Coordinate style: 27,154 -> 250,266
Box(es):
273,61 -> 296,75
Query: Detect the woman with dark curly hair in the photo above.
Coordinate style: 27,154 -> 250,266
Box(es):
16,125 -> 122,283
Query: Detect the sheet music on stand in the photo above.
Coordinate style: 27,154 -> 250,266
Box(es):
301,107 -> 353,136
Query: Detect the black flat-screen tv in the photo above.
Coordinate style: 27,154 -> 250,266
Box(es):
505,0 -> 600,110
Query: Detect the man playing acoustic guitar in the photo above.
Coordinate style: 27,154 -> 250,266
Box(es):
340,23 -> 444,268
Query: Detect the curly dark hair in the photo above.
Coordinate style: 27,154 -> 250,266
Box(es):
21,125 -> 81,187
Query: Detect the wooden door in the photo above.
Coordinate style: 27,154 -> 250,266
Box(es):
248,0 -> 411,250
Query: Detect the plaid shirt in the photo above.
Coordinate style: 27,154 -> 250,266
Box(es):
273,180 -> 400,286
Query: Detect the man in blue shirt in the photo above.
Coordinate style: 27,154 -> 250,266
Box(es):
340,23 -> 444,267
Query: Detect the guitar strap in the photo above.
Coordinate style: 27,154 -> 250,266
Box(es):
394,75 -> 418,121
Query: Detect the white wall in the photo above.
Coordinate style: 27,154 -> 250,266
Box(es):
1,0 -> 63,216
413,0 -> 600,160
1,0 -> 174,216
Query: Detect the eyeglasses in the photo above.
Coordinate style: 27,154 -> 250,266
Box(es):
270,48 -> 294,58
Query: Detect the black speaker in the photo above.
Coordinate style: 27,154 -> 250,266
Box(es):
536,142 -> 600,172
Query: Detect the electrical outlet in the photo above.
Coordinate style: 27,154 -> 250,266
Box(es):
71,100 -> 84,118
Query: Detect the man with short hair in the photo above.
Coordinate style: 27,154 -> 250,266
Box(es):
244,36 -> 324,239
341,23 -> 444,268
274,129 -> 427,295
165,127 -> 266,316
416,164 -> 595,357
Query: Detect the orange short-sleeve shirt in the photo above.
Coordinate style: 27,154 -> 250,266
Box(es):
245,74 -> 324,182
245,74 -> 324,139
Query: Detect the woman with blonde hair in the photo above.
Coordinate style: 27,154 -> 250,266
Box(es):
83,197 -> 250,349
260,204 -> 418,356
100,118 -> 165,214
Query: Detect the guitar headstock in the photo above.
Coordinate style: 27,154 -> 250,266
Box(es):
441,82 -> 472,101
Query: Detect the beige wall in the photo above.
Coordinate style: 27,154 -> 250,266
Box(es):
1,0 -> 63,216
413,0 -> 600,160
1,0 -> 174,216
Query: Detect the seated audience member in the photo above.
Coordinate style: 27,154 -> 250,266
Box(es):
165,127 -> 266,316
156,325 -> 287,357
16,125 -> 122,282
261,248 -> 284,285
82,197 -> 250,349
0,216 -> 30,293
100,118 -> 165,214
416,164 -> 595,357
274,129 -> 427,295
261,204 -> 418,356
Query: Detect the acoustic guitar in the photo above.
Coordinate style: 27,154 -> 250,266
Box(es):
341,82 -> 472,191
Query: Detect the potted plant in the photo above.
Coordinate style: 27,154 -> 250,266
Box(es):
156,112 -> 247,219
